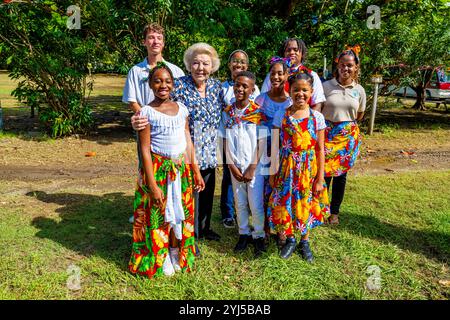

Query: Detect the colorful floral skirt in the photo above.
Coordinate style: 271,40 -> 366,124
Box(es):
324,121 -> 361,177
128,152 -> 196,279
268,151 -> 330,237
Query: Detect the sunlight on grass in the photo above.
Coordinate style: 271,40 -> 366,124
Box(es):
0,171 -> 448,300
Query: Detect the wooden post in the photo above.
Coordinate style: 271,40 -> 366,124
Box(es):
369,74 -> 383,135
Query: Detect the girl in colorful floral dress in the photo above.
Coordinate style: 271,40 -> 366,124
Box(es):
320,46 -> 366,225
267,71 -> 330,262
129,63 -> 205,278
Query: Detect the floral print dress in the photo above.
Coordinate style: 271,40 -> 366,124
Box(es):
267,109 -> 330,237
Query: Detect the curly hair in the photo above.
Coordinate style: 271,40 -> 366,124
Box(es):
279,38 -> 308,64
183,43 -> 221,73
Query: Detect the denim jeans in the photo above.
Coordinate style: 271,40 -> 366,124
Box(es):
220,164 -> 235,221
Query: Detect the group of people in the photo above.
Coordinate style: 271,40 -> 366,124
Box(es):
122,23 -> 366,279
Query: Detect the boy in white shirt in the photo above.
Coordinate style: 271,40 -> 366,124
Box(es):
219,71 -> 268,258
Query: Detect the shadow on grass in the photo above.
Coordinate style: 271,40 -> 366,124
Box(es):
362,107 -> 450,131
28,191 -> 133,271
27,192 -> 237,269
340,212 -> 450,264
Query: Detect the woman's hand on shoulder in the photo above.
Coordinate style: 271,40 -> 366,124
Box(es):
131,111 -> 148,131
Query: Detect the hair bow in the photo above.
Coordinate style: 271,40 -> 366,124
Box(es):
335,44 -> 361,63
268,56 -> 291,67
155,61 -> 167,68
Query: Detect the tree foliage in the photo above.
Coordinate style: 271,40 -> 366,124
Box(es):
0,0 -> 449,136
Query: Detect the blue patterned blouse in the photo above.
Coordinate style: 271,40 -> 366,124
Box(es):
173,75 -> 225,170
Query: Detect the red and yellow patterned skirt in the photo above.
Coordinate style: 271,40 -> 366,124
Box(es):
128,152 -> 196,279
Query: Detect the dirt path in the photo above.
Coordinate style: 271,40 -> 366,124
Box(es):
1,105 -> 449,194
1,133 -> 449,196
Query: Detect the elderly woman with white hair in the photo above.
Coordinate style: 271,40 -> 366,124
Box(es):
172,43 -> 226,249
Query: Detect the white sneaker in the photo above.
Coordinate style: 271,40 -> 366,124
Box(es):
129,215 -> 134,224
162,254 -> 175,276
169,247 -> 181,272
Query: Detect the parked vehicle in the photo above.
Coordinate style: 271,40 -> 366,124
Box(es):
393,67 -> 450,101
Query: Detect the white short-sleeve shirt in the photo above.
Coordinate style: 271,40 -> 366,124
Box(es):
219,106 -> 269,174
122,58 -> 185,107
221,80 -> 261,105
273,108 -> 326,131
261,69 -> 326,106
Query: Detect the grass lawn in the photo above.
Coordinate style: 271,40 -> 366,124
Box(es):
0,171 -> 448,300
0,71 -> 448,300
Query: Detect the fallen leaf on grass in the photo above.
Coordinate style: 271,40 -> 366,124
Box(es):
438,280 -> 450,287
384,168 -> 395,172
85,152 -> 96,157
366,149 -> 377,153
410,160 -> 418,164
400,150 -> 416,156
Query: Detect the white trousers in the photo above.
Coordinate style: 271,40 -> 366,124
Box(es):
230,173 -> 265,239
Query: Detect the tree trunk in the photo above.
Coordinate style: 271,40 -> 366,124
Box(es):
412,86 -> 426,110
412,68 -> 433,111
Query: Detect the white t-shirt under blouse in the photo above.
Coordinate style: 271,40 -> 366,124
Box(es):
139,102 -> 189,159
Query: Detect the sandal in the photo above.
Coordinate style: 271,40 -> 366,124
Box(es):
328,214 -> 339,225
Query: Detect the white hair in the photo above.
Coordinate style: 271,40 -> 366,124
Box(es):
183,42 -> 220,73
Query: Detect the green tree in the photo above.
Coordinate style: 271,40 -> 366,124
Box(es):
0,0 -> 101,137
307,0 -> 450,110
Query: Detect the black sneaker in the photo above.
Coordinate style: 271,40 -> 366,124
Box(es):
203,229 -> 221,241
279,238 -> 296,259
299,240 -> 314,263
234,235 -> 251,252
253,237 -> 267,258
223,218 -> 235,229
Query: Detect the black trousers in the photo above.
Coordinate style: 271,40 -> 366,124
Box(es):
324,172 -> 347,215
220,163 -> 235,221
194,168 -> 216,238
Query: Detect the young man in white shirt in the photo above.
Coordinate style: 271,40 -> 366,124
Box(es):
123,23 -> 185,224
123,23 -> 184,113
